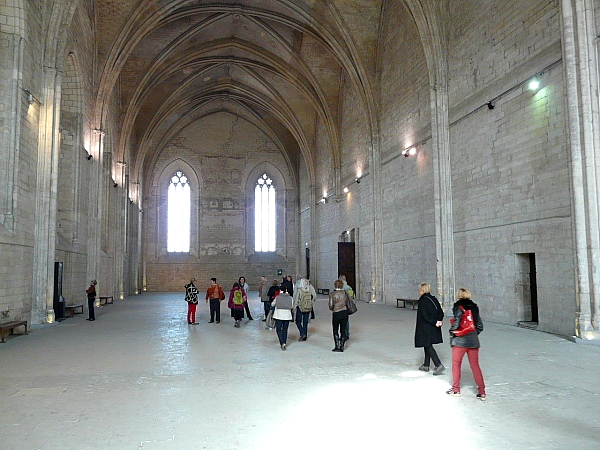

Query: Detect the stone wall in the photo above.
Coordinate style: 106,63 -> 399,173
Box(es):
143,112 -> 297,292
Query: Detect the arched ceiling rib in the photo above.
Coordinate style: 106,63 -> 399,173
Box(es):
93,0 -> 385,195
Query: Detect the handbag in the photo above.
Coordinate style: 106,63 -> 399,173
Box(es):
345,292 -> 358,315
266,309 -> 275,329
452,305 -> 476,336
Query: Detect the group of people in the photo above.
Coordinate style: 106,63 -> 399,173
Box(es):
414,282 -> 487,401
183,274 -> 356,353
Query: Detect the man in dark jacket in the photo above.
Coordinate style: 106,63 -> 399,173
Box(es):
414,282 -> 445,375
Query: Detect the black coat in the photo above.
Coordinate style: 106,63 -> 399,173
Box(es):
414,293 -> 444,348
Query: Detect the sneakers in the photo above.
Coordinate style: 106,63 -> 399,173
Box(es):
281,344 -> 287,351
208,320 -> 214,323
476,394 -> 487,401
446,389 -> 461,397
418,364 -> 430,372
433,364 -> 446,375
234,321 -> 240,328
298,336 -> 307,341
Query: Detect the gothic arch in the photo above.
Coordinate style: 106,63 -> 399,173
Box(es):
153,159 -> 202,258
245,162 -> 290,258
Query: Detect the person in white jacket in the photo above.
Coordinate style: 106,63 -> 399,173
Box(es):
272,285 -> 295,350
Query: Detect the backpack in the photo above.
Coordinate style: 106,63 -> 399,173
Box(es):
452,306 -> 476,336
346,288 -> 355,299
232,289 -> 244,306
297,288 -> 313,313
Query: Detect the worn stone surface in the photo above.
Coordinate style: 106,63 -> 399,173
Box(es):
0,293 -> 598,449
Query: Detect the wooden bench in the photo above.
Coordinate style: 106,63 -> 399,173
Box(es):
396,298 -> 419,310
0,320 -> 28,343
65,304 -> 84,317
99,296 -> 114,305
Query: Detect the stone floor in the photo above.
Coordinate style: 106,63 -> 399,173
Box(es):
0,293 -> 598,450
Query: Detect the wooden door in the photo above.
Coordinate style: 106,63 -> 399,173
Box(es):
338,242 -> 356,292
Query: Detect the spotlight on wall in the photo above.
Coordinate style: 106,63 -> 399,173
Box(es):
529,78 -> 540,91
318,197 -> 327,204
27,93 -> 34,105
402,146 -> 417,157
113,182 -> 118,188
86,154 -> 93,160
355,177 -> 361,184
343,186 -> 349,194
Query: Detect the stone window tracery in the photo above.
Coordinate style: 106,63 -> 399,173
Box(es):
255,173 -> 276,252
168,171 -> 191,253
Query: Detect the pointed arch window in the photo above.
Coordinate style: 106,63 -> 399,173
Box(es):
168,171 -> 191,253
255,174 -> 276,252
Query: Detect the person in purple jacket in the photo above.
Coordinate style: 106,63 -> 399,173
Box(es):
228,282 -> 247,328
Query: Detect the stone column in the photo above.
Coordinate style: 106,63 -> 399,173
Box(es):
309,184 -> 318,285
430,83 -> 456,311
370,137 -> 384,304
32,67 -> 62,324
560,0 -> 600,341
86,128 -> 104,293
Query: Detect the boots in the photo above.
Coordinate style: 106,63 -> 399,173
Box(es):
332,335 -> 341,352
339,337 -> 346,352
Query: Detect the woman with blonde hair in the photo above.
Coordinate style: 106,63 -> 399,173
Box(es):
447,288 -> 486,401
414,283 -> 445,374
328,279 -> 349,352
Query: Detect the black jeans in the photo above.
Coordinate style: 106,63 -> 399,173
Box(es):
332,310 -> 349,340
423,345 -> 442,367
244,300 -> 253,319
87,297 -> 95,320
209,298 -> 220,322
275,319 -> 290,345
263,300 -> 272,318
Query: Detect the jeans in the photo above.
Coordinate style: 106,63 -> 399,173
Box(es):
295,307 -> 310,337
244,300 -> 253,319
452,347 -> 486,395
88,297 -> 95,320
275,319 -> 290,345
423,345 -> 442,367
187,303 -> 197,323
209,298 -> 220,322
332,310 -> 349,340
263,300 -> 272,318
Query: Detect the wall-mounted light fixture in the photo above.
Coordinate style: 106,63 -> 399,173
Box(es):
528,77 -> 540,91
116,161 -> 127,166
129,198 -> 134,204
343,186 -> 349,194
402,146 -> 418,157
486,101 -> 495,110
23,89 -> 40,105
113,181 -> 118,188
86,154 -> 93,160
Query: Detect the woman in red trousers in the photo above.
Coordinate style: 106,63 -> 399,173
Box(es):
447,288 -> 486,401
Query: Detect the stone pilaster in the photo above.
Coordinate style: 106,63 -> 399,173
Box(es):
560,0 -> 600,341
32,67 -> 62,324
430,83 -> 456,311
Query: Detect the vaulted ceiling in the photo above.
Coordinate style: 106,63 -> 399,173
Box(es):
93,0 -> 384,186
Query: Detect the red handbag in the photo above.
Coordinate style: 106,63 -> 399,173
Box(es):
452,305 -> 476,337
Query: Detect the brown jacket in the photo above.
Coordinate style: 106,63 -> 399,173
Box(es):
328,289 -> 348,313
205,284 -> 225,301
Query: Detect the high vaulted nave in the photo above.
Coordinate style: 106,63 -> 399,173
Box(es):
0,1 -> 600,449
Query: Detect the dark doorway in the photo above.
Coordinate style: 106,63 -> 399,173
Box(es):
516,253 -> 538,326
53,262 -> 65,320
305,247 -> 310,279
529,253 -> 538,323
338,242 -> 356,292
